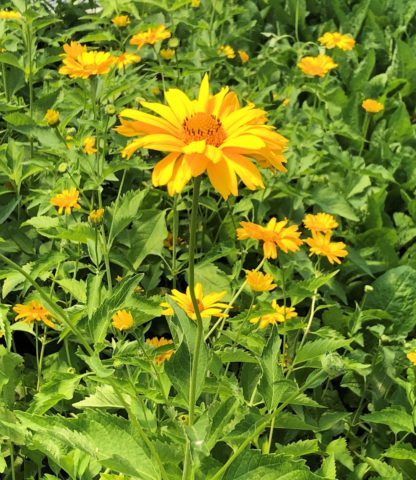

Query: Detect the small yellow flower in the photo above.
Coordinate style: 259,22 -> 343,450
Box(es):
51,187 -> 81,215
305,233 -> 348,265
0,330 -> 3,339
114,52 -> 141,69
59,50 -> 115,79
151,86 -> 161,96
88,208 -> 105,224
250,300 -> 297,329
0,10 -> 21,20
112,15 -> 130,27
303,213 -> 339,234
146,337 -> 175,364
116,275 -> 124,282
238,50 -> 249,63
130,25 -> 171,50
13,300 -> 56,329
160,48 -> 175,60
112,309 -> 134,330
362,99 -> 384,113
318,32 -> 355,51
282,98 -> 290,107
83,136 -> 97,154
218,45 -> 235,59
44,109 -> 60,126
191,0 -> 200,7
407,352 -> 416,365
246,270 -> 277,292
298,54 -> 337,77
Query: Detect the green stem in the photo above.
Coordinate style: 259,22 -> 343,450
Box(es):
295,0 -> 300,43
107,169 -> 127,248
8,440 -> 15,480
359,114 -> 370,156
265,416 -> 276,454
1,63 -> 9,102
36,330 -> 47,391
172,195 -> 179,288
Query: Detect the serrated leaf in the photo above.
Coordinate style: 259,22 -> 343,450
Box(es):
294,338 -> 351,365
326,437 -> 354,471
258,327 -> 283,410
57,278 -> 87,304
275,439 -> 319,457
362,406 -> 414,434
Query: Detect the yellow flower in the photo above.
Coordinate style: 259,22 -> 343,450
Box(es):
305,233 -> 348,264
130,25 -> 171,50
160,48 -> 175,60
303,213 -> 339,234
191,0 -> 200,6
51,187 -> 81,215
298,54 -> 337,77
44,109 -> 60,126
83,136 -> 97,154
218,45 -> 235,59
250,300 -> 297,329
88,208 -> 104,224
114,52 -> 141,69
160,283 -> 229,320
146,337 -> 175,364
318,32 -> 355,51
246,270 -> 277,292
0,10 -> 21,20
0,330 -> 3,338
151,86 -> 161,96
237,218 -> 303,259
59,50 -> 115,79
112,309 -> 134,330
112,15 -> 130,27
13,300 -> 56,329
282,98 -> 290,107
238,50 -> 249,63
362,99 -> 384,113
407,352 -> 416,365
115,74 -> 288,199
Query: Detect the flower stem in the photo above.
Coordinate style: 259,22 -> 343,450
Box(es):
36,329 -> 47,391
359,114 -> 370,157
172,194 -> 179,288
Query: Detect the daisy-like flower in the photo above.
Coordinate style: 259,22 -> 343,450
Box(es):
237,218 -> 303,259
0,10 -> 21,20
160,282 -> 229,320
13,300 -> 56,329
246,270 -> 277,292
114,52 -> 141,69
112,309 -> 134,330
407,352 -> 416,365
218,45 -> 235,59
88,208 -> 105,224
146,337 -> 175,365
303,213 -> 339,234
115,74 -> 288,199
318,32 -> 355,51
298,54 -> 338,77
238,50 -> 249,63
44,109 -> 60,126
250,300 -> 297,329
83,136 -> 97,154
130,25 -> 171,50
111,15 -> 130,27
160,48 -> 175,60
51,187 -> 81,215
59,50 -> 115,79
305,233 -> 348,264
362,99 -> 384,113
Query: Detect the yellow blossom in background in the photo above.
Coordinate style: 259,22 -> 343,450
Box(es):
112,15 -> 130,27
112,309 -> 134,330
0,10 -> 21,20
51,187 -> 81,215
160,48 -> 175,60
146,337 -> 175,364
44,109 -> 60,126
318,32 -> 355,51
89,208 -> 104,224
238,50 -> 249,63
191,0 -> 201,6
151,86 -> 161,96
305,233 -> 348,264
160,282 -> 229,320
282,98 -> 290,107
0,330 -> 3,339
115,74 -> 288,199
246,270 -> 277,292
362,99 -> 384,113
406,352 -> 416,365
114,52 -> 141,69
218,45 -> 235,59
83,136 -> 97,154
13,300 -> 56,329
59,50 -> 115,79
298,54 -> 337,77
130,25 -> 171,49
303,213 -> 339,234
237,218 -> 303,259
61,41 -> 87,59
250,300 -> 297,329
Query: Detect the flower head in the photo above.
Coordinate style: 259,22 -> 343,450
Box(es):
407,352 -> 416,365
13,300 -> 56,328
59,49 -> 115,79
44,109 -> 60,126
191,0 -> 201,6
238,50 -> 249,63
237,218 -> 303,259
282,98 -> 290,107
112,15 -> 130,27
160,283 -> 229,320
160,48 -> 175,60
83,136 -> 97,154
305,233 -> 348,264
112,309 -> 134,330
218,45 -> 235,59
362,99 -> 384,113
146,337 -> 175,364
61,41 -> 87,59
303,213 -> 338,234
250,300 -> 297,329
318,32 -> 355,51
51,187 -> 81,215
114,52 -> 141,69
298,54 -> 337,77
115,74 -> 288,199
246,270 -> 277,292
130,25 -> 171,49
89,208 -> 105,224
0,10 -> 21,20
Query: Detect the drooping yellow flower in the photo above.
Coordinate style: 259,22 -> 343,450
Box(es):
238,50 -> 249,63
51,187 -> 81,215
160,48 -> 175,60
13,300 -> 56,329
218,45 -> 235,59
59,50 -> 115,79
146,337 -> 175,364
246,270 -> 277,292
250,300 -> 297,329
61,41 -> 87,59
160,283 -> 229,320
407,352 -> 416,365
362,99 -> 384,113
111,15 -> 130,27
298,54 -> 338,77
88,208 -> 105,224
318,32 -> 355,51
305,233 -> 348,264
114,52 -> 141,69
130,25 -> 171,50
237,218 -> 303,259
83,136 -> 97,154
303,213 -> 339,234
112,309 -> 134,330
0,10 -> 21,20
115,74 -> 288,199
44,109 -> 60,126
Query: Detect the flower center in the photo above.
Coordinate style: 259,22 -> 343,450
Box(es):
182,112 -> 226,147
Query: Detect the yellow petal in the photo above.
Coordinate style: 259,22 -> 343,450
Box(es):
152,152 -> 180,186
183,139 -> 206,154
221,135 -> 265,150
207,159 -> 238,199
164,88 -> 194,123
197,74 -> 210,112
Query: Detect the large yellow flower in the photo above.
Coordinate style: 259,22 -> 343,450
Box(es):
298,54 -> 337,77
51,187 -> 81,215
130,25 -> 171,49
13,300 -> 56,329
305,233 -> 348,264
115,74 -> 288,199
318,32 -> 355,51
59,49 -> 115,79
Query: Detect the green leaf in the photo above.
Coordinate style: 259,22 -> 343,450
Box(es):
56,278 -> 87,304
365,457 -> 403,480
311,186 -> 359,221
22,216 -> 60,230
362,406 -> 415,434
326,437 -> 354,471
384,443 -> 416,463
293,338 -> 351,365
258,327 -> 283,410
275,439 -> 319,457
0,346 -> 23,408
73,384 -> 129,409
164,340 -> 192,402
